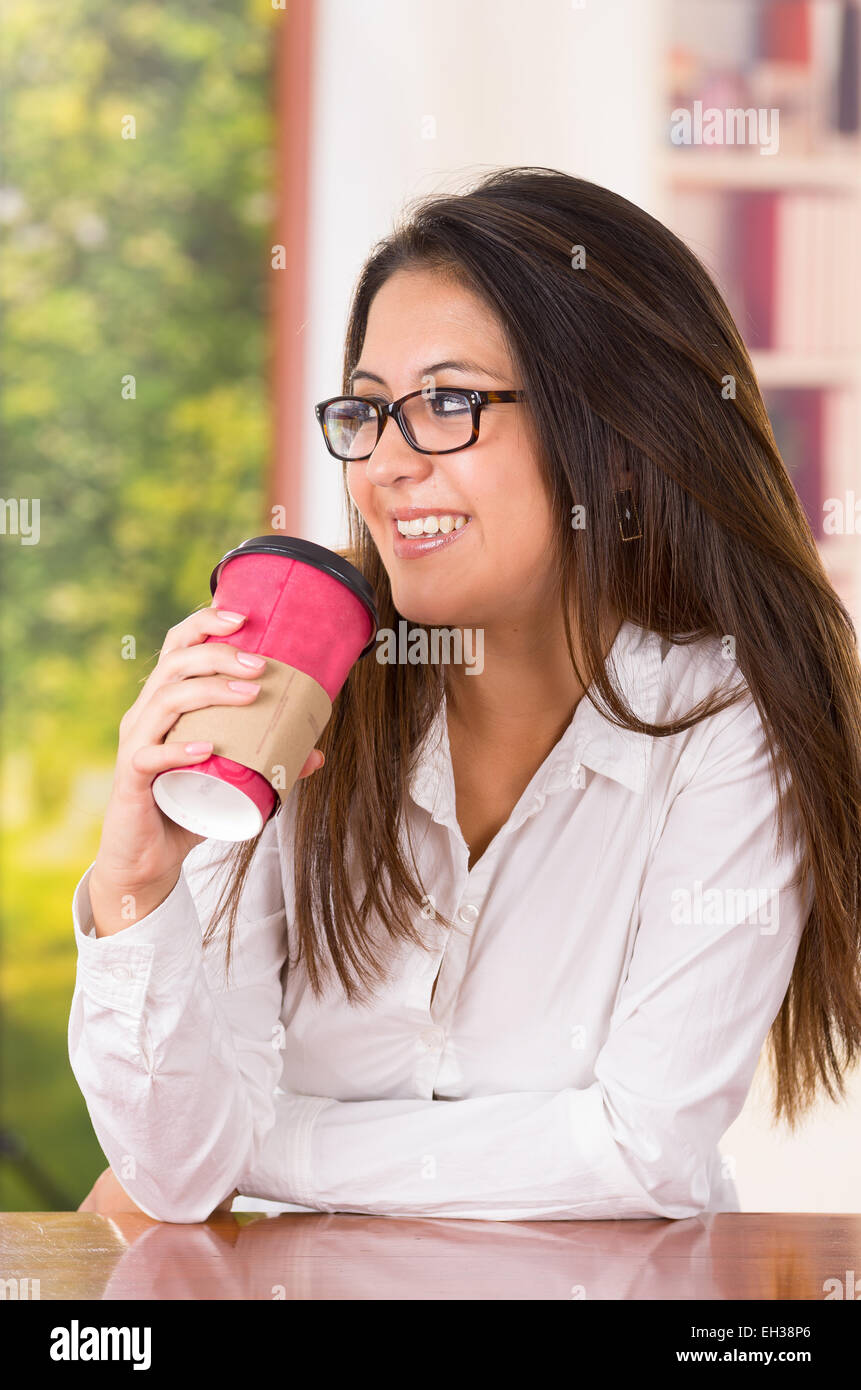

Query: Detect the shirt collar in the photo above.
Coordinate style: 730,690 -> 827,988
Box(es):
407,620 -> 664,827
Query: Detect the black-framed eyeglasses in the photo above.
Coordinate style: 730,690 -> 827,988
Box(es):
314,387 -> 525,461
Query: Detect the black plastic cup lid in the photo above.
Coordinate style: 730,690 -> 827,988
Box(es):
209,535 -> 379,658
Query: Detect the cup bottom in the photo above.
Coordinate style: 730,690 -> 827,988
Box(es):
152,768 -> 266,842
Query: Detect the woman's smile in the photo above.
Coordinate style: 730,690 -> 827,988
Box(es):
389,512 -> 474,558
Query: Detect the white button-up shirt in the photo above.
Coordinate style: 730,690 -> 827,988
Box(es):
68,620 -> 812,1223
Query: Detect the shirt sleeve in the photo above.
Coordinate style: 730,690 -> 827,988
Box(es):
67,820 -> 290,1223
235,691 -> 812,1220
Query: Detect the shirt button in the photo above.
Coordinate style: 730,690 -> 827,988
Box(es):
457,902 -> 479,925
420,1027 -> 444,1050
111,965 -> 130,981
545,763 -> 570,793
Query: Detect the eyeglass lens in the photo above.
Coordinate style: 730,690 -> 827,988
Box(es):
325,391 -> 473,458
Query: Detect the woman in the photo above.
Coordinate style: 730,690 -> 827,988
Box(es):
72,167 -> 861,1223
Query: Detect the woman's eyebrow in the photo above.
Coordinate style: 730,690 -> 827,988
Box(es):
348,357 -> 497,388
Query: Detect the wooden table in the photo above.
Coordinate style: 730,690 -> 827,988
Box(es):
2,1211 -> 860,1300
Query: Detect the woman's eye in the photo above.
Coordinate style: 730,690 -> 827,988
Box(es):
430,391 -> 468,414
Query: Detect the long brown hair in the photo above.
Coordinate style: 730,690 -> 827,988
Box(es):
203,166 -> 861,1128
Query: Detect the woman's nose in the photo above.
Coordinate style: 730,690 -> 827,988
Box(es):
362,418 -> 434,487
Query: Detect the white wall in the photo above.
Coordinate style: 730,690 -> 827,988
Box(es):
721,1054 -> 861,1213
302,0 -> 658,547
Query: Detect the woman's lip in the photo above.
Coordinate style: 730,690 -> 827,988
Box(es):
390,515 -> 473,558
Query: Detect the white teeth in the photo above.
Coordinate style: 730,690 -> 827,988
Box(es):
396,514 -> 469,537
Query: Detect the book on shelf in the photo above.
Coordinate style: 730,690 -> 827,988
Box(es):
666,0 -> 859,152
669,189 -> 861,357
764,388 -> 825,539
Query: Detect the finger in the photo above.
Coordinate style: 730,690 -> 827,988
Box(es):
128,739 -> 219,782
124,741 -> 323,815
124,741 -> 324,806
297,749 -> 325,779
160,605 -> 247,658
155,639 -> 267,688
128,740 -> 323,795
128,674 -> 262,752
124,607 -> 250,724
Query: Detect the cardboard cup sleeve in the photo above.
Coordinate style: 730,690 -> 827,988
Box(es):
165,656 -> 333,807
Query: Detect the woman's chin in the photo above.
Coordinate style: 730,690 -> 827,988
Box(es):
392,605 -> 470,630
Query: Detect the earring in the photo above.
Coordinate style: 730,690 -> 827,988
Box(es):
614,486 -> 642,542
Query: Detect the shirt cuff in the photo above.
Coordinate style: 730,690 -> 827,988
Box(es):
235,1093 -> 336,1210
71,860 -> 203,1018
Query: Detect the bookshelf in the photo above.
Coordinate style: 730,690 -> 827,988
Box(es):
653,0 -> 861,626
657,150 -> 861,189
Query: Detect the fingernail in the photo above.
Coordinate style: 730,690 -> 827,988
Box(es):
216,610 -> 246,623
228,680 -> 260,693
185,741 -> 213,754
236,651 -> 266,668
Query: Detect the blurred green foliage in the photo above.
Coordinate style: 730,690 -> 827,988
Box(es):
1,0 -> 277,1209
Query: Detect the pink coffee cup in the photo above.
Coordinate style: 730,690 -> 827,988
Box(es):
152,536 -> 378,841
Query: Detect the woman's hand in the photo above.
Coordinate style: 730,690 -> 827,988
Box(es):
89,605 -> 324,934
78,1166 -> 238,1218
78,1166 -> 155,1215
